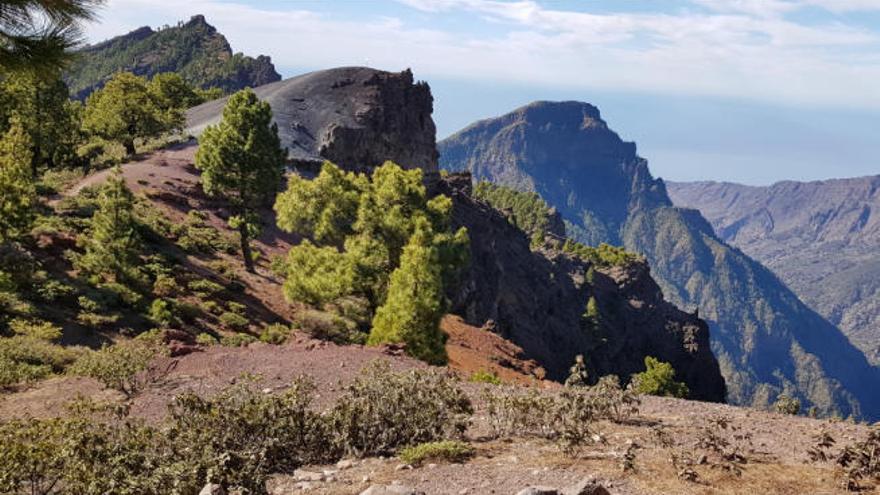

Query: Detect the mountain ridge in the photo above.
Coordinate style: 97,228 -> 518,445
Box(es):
439,100 -> 880,419
668,175 -> 880,364
64,15 -> 281,99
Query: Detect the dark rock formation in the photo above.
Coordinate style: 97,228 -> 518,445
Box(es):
187,67 -> 438,176
439,101 -> 880,419
437,173 -> 726,402
65,15 -> 281,99
668,177 -> 880,364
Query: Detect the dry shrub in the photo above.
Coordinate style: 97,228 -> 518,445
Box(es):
483,385 -> 602,455
836,428 -> 880,491
329,361 -> 472,457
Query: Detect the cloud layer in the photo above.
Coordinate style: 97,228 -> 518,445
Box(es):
85,0 -> 880,110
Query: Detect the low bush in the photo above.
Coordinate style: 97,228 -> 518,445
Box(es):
773,394 -> 801,415
187,279 -> 224,299
0,335 -> 84,388
329,361 -> 472,457
587,374 -> 640,423
8,318 -> 62,341
165,378 -> 336,493
68,341 -> 159,397
837,428 -> 880,491
148,299 -> 173,326
399,440 -> 474,466
293,309 -> 364,344
483,385 -> 602,455
220,333 -> 257,347
631,356 -> 689,399
196,332 -> 219,346
259,323 -> 291,345
469,370 -> 502,385
219,311 -> 249,331
152,273 -> 178,297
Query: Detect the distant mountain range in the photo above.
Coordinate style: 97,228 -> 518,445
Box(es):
64,15 -> 281,100
668,177 -> 880,365
439,100 -> 880,419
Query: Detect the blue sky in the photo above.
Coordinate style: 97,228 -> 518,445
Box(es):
84,0 -> 880,185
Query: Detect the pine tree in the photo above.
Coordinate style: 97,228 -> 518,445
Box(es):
0,70 -> 81,176
79,167 -> 140,282
196,88 -> 285,272
0,120 -> 36,243
0,0 -> 103,73
82,72 -> 165,156
368,220 -> 448,365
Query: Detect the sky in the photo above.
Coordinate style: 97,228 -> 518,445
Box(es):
82,0 -> 880,185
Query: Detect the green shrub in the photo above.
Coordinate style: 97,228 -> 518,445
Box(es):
201,300 -> 222,315
469,370 -> 502,385
196,333 -> 218,346
34,278 -> 75,302
220,333 -> 256,347
75,295 -> 119,328
8,318 -> 61,341
165,378 -> 335,493
631,356 -> 689,399
293,309 -> 364,345
774,394 -> 801,415
68,341 -> 158,397
259,323 -> 290,345
0,336 -> 84,388
100,281 -> 143,307
148,298 -> 173,326
219,311 -> 249,331
226,301 -> 247,316
399,440 -> 474,466
187,279 -> 224,299
561,240 -> 641,268
151,273 -> 178,297
329,361 -> 472,457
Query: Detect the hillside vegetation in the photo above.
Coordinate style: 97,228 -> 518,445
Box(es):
64,15 -> 281,100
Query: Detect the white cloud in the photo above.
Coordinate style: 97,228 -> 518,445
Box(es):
83,0 -> 880,111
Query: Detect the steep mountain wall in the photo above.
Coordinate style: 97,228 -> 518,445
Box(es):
65,15 -> 281,99
668,177 -> 880,364
439,101 -> 880,419
187,67 -> 438,175
436,174 -> 726,402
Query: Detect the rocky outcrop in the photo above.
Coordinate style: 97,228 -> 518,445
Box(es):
187,67 -> 438,176
668,177 -> 880,364
437,173 -> 726,402
65,15 -> 281,99
439,101 -> 880,420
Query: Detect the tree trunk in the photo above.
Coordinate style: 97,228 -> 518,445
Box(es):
239,223 -> 255,273
123,140 -> 136,157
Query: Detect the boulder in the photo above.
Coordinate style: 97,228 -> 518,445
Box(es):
198,484 -> 226,495
360,485 -> 426,495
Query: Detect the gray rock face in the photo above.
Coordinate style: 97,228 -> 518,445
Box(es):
668,177 -> 880,364
187,67 -> 438,176
438,174 -> 726,402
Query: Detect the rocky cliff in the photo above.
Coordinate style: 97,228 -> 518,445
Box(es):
668,177 -> 880,364
436,174 -> 726,402
65,15 -> 281,99
187,67 -> 438,175
439,101 -> 880,420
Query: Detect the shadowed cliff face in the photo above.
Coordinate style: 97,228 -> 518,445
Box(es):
187,67 -> 438,175
436,174 -> 726,402
439,101 -> 880,420
668,178 -> 880,365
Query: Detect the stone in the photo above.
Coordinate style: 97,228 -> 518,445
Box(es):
337,459 -> 356,469
516,488 -> 559,495
561,478 -> 612,495
198,484 -> 226,495
293,469 -> 324,482
359,485 -> 426,495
